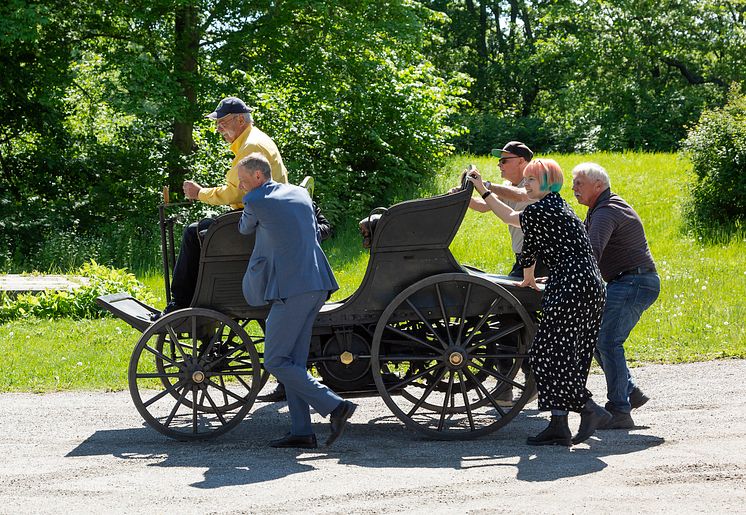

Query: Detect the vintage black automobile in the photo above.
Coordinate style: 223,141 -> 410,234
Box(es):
98,178 -> 543,441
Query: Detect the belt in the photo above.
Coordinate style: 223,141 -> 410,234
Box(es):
617,266 -> 657,278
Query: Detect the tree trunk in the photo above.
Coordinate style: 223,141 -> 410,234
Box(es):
170,3 -> 199,193
465,0 -> 490,108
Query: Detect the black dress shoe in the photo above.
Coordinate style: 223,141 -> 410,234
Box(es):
526,415 -> 572,446
150,301 -> 185,321
257,382 -> 287,402
572,399 -> 612,444
326,400 -> 357,447
629,387 -> 650,409
269,433 -> 317,449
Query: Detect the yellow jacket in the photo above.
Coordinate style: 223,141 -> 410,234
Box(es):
198,125 -> 289,209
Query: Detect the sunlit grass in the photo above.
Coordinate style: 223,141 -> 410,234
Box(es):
1,152 -> 744,392
2,317 -> 140,391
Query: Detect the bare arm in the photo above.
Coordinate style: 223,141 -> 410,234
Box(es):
447,187 -> 496,213
469,186 -> 521,222
490,183 -> 530,204
448,165 -> 530,216
482,193 -> 522,227
519,263 -> 540,291
468,197 -> 492,212
464,168 -> 522,226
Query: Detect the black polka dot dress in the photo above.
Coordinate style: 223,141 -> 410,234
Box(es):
519,192 -> 606,413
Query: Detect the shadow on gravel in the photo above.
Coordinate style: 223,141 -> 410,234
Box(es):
66,405 -> 664,487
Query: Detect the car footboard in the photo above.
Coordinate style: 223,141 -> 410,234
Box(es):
96,293 -> 159,333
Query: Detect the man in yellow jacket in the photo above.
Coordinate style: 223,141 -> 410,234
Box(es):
183,97 -> 288,206
162,97 -> 289,315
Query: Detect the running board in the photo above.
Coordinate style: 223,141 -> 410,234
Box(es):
96,293 -> 159,333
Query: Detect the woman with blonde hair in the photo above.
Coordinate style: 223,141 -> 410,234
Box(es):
466,158 -> 610,446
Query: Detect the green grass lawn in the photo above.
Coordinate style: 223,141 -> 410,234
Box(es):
1,152 -> 744,392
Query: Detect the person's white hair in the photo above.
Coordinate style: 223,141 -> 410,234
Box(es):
571,162 -> 611,188
242,112 -> 253,124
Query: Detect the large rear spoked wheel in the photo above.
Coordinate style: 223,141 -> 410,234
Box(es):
129,308 -> 261,440
371,274 -> 536,440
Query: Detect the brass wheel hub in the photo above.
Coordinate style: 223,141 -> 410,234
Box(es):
340,351 -> 354,365
449,351 -> 464,366
191,370 -> 206,383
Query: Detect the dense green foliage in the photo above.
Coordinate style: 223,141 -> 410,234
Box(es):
201,2 -> 467,222
427,0 -> 745,153
0,0 -> 463,272
1,0 -> 745,273
681,86 -> 746,236
0,261 -> 154,321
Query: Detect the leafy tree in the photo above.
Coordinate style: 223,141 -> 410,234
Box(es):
681,84 -> 746,236
535,0 -> 745,151
424,0 -> 746,152
201,1 -> 467,220
0,0 -> 465,271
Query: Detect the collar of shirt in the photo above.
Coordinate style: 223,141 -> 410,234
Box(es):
586,187 -> 612,221
230,125 -> 254,156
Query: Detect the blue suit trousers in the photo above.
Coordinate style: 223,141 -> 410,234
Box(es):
264,290 -> 342,436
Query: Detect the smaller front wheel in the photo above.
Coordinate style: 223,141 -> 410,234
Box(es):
129,308 -> 262,440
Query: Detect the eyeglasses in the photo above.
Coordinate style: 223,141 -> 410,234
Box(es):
498,157 -> 520,165
215,114 -> 239,129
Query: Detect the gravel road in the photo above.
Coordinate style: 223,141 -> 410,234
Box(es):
1,360 -> 744,514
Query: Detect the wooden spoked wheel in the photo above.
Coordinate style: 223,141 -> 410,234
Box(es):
371,274 -> 536,440
129,308 -> 261,440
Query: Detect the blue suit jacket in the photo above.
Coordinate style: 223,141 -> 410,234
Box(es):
239,180 -> 339,306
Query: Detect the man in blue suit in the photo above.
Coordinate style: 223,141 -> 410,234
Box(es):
237,152 -> 356,449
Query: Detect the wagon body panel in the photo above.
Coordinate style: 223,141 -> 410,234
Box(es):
191,211 -> 270,319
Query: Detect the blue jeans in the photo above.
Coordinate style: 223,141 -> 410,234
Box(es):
595,273 -> 660,413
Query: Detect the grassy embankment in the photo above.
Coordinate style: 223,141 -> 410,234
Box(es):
2,152 -> 744,392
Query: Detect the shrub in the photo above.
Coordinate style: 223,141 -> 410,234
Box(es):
0,260 -> 155,321
681,85 -> 746,236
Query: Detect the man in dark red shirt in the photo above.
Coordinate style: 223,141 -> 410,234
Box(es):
572,162 -> 660,429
